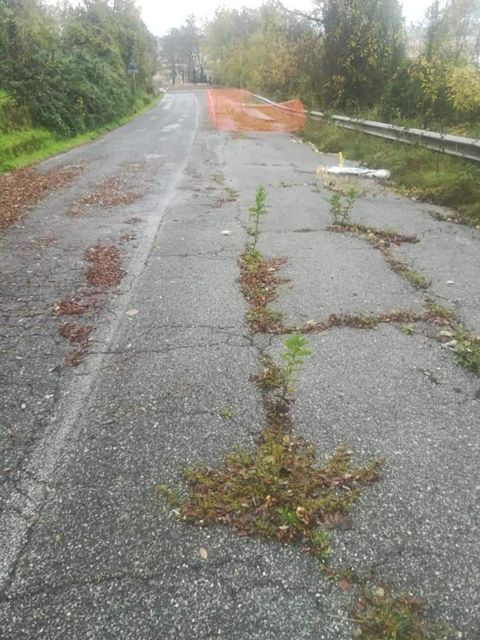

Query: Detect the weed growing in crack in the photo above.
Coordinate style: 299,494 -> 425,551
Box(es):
425,300 -> 457,324
329,222 -> 418,249
401,323 -> 416,335
212,173 -> 225,185
297,310 -> 424,334
239,249 -> 287,333
253,353 -> 286,390
220,406 -> 233,419
280,334 -> 312,403
330,187 -> 358,226
452,327 -> 480,374
160,340 -> 381,562
383,250 -> 429,289
326,219 -> 428,291
169,432 -> 380,559
248,185 -> 267,250
246,307 -> 284,333
352,584 -> 452,640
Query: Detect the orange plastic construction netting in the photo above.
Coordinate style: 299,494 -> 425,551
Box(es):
207,89 -> 306,132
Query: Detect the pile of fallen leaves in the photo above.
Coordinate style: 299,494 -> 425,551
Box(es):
53,293 -> 101,317
0,164 -> 82,230
85,244 -> 125,288
68,174 -> 140,216
53,243 -> 126,366
59,322 -> 93,367
238,248 -> 287,333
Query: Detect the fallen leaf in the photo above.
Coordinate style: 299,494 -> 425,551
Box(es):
126,308 -> 139,316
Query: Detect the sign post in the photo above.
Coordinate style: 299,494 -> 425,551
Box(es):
128,62 -> 139,99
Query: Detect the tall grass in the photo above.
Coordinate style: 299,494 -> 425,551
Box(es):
0,93 -> 159,173
302,118 -> 480,228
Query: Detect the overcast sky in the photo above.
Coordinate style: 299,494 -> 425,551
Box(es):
139,0 -> 432,37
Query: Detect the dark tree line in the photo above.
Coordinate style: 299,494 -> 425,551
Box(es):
0,0 -> 158,135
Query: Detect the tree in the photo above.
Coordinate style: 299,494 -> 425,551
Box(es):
314,0 -> 406,109
424,0 -> 480,64
160,16 -> 206,85
0,0 -> 157,135
205,3 -> 321,101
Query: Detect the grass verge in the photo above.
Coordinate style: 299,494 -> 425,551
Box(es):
0,94 -> 160,174
302,118 -> 480,228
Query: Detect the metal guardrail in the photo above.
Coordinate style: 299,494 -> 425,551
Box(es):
252,94 -> 480,163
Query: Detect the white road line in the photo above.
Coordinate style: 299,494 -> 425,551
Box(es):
161,123 -> 180,133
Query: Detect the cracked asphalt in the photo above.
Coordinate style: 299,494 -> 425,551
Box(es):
1,89 -> 479,639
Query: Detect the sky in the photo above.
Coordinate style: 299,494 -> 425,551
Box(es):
139,0 -> 433,37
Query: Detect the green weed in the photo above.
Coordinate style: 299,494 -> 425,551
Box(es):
161,341 -> 381,561
248,185 -> 268,250
220,406 -> 233,419
401,323 -> 416,335
330,187 -> 358,226
452,327 -> 480,374
353,585 -> 452,640
280,334 -> 312,402
383,251 -> 430,289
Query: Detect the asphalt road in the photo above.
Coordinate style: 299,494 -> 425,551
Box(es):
0,90 -> 479,639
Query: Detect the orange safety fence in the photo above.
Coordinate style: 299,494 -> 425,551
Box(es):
208,89 -> 306,133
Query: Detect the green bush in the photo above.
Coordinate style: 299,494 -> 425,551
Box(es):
0,0 -> 157,137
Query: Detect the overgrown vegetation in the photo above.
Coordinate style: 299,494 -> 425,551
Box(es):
160,337 -> 381,562
352,585 -> 452,640
305,118 -> 480,227
248,184 -> 267,249
452,327 -> 480,373
0,0 -> 157,171
0,95 -> 157,173
159,171 -> 460,640
329,187 -> 358,226
239,186 -> 287,332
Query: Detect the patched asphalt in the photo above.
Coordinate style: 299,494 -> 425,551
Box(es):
0,91 -> 479,639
